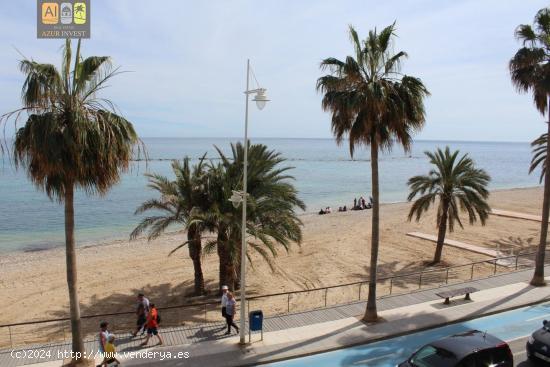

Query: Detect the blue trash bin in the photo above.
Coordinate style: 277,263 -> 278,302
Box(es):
249,310 -> 263,342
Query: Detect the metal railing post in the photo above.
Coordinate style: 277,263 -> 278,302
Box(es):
8,326 -> 13,348
204,304 -> 207,323
516,254 -> 519,270
324,288 -> 328,307
445,268 -> 449,284
358,283 -> 362,300
470,264 -> 474,280
493,259 -> 497,275
390,278 -> 393,295
287,294 -> 290,313
419,272 -> 423,289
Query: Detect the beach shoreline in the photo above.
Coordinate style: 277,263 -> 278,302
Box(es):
1,184 -> 543,256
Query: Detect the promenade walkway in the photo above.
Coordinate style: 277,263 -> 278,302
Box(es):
1,266 -> 549,366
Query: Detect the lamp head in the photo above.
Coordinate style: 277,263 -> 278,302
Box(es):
253,88 -> 269,110
229,190 -> 243,208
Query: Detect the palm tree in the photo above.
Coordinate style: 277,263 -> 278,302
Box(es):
1,40 -> 141,364
407,147 -> 491,264
131,156 -> 208,296
201,142 -> 305,291
510,7 -> 550,286
530,133 -> 547,183
316,24 -> 429,321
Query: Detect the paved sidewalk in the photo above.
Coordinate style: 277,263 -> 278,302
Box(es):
2,266 -> 549,366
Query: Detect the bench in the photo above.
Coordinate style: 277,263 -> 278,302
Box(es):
436,287 -> 478,305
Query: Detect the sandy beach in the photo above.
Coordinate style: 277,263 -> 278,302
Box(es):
0,185 -> 544,333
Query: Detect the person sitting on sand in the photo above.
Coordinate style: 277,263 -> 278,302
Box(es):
338,207 -> 342,212
343,205 -> 347,212
326,207 -> 332,213
140,303 -> 163,347
353,198 -> 357,209
100,335 -> 120,367
318,208 -> 325,215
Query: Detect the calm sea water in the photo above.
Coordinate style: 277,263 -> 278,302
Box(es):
0,138 -> 541,252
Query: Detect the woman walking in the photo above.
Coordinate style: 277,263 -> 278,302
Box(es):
225,292 -> 239,335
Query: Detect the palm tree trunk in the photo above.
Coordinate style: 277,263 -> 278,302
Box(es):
364,140 -> 380,322
187,224 -> 205,296
217,230 -> 236,292
531,105 -> 550,286
433,200 -> 449,265
217,234 -> 228,292
64,184 -> 85,363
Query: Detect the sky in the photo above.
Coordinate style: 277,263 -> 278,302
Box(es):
0,0 -> 548,142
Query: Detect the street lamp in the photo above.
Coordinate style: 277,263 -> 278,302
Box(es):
232,59 -> 269,344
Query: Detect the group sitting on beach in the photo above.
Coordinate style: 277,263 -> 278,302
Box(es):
318,195 -> 372,215
318,207 -> 332,215
352,196 -> 372,210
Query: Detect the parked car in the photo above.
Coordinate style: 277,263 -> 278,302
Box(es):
398,330 -> 513,367
526,319 -> 550,363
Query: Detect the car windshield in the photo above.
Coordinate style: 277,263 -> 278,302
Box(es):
410,345 -> 457,367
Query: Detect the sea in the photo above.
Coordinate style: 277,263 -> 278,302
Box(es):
0,138 -> 542,253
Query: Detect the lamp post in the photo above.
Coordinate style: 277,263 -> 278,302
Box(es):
229,59 -> 269,344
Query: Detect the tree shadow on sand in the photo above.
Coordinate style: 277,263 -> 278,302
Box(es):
20,279 -> 223,347
487,235 -> 537,255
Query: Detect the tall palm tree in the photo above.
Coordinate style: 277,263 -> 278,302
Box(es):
407,147 -> 491,264
530,133 -> 547,183
510,7 -> 550,286
1,40 -> 141,364
316,24 -> 429,321
131,156 -> 209,296
201,142 -> 305,291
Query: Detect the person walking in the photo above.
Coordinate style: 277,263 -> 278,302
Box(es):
100,335 -> 120,366
96,322 -> 111,367
132,293 -> 150,337
140,303 -> 163,347
220,285 -> 229,320
224,292 -> 239,335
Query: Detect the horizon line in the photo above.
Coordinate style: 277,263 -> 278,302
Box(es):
137,136 -> 532,144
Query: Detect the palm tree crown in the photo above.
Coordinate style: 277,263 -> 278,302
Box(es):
7,40 -> 142,199
316,23 -> 429,156
509,8 -> 550,115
